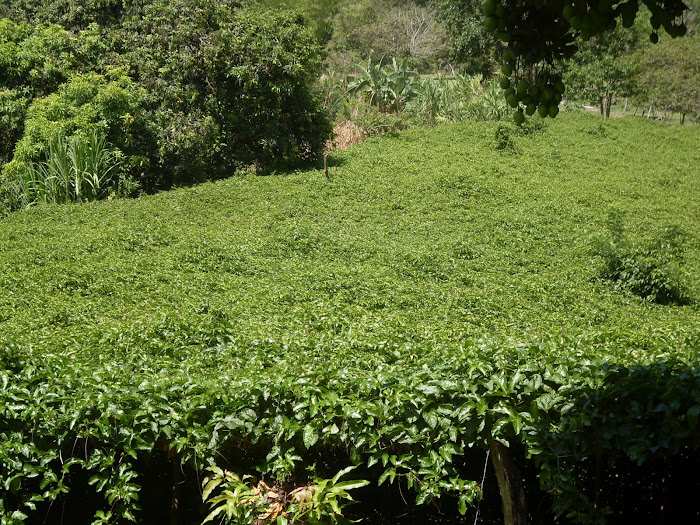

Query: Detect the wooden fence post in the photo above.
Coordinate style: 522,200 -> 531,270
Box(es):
490,440 -> 527,525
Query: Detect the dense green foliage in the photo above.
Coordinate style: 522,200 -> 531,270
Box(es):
0,0 -> 125,28
1,3 -> 698,523
16,131 -> 124,207
634,34 -> 700,122
347,57 -> 422,112
111,2 -> 331,187
1,113 -> 699,523
479,0 -> 693,122
564,18 -> 646,117
254,0 -> 343,42
406,74 -> 509,123
0,1 -> 332,209
1,71 -> 148,208
593,211 -> 691,305
433,0 -> 499,75
0,20 -> 108,166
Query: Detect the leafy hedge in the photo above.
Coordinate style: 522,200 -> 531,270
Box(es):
2,335 -> 699,524
107,1 -> 331,188
1,72 -> 149,200
0,0 -> 125,29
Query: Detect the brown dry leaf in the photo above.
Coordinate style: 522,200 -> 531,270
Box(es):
326,120 -> 365,152
258,481 -> 271,492
266,490 -> 281,501
258,502 -> 286,521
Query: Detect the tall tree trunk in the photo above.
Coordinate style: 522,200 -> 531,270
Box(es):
490,441 -> 527,525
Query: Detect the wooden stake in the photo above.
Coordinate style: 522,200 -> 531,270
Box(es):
170,459 -> 182,525
490,441 -> 527,525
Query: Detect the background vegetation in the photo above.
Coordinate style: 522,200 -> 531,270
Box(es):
0,0 -> 331,210
2,1 -> 699,208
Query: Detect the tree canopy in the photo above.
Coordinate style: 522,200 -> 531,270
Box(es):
480,0 -> 693,120
635,34 -> 700,122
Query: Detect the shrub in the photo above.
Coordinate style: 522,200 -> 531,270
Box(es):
201,465 -> 368,525
0,0 -> 125,28
350,103 -> 409,137
0,20 -> 108,165
404,74 -> 509,126
494,123 -> 518,152
0,89 -> 27,167
346,56 -> 421,113
0,71 -> 150,209
334,65 -> 510,137
2,1 -> 333,202
109,1 -> 332,188
593,210 -> 691,305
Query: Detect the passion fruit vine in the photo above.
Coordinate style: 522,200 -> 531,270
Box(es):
482,0 -> 690,123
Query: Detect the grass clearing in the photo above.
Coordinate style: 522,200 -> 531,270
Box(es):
1,112 -> 699,523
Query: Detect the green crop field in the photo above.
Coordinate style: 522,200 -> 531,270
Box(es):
1,112 -> 699,524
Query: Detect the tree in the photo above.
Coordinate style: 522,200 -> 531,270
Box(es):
473,0 -> 693,120
1,0 -> 332,203
432,0 -> 500,75
682,0 -> 700,34
0,0 -> 125,28
635,35 -> 700,122
0,20 -> 109,166
564,20 -> 645,117
392,3 -> 450,64
254,0 -> 343,42
328,0 -> 449,71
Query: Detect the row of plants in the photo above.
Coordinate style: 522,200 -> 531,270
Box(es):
0,113 -> 698,523
1,334 -> 699,524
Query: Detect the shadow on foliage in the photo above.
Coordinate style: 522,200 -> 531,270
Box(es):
529,359 -> 700,524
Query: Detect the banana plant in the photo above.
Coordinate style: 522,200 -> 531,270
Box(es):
347,55 -> 390,111
385,57 -> 421,112
347,55 -> 421,113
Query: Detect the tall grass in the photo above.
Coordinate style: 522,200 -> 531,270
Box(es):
406,74 -> 509,125
18,131 -> 121,207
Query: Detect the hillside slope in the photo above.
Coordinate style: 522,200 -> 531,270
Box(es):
1,112 -> 698,363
